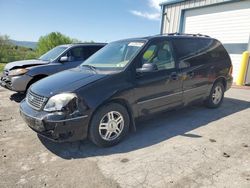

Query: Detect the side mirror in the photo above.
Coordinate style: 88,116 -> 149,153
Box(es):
136,63 -> 158,73
59,56 -> 69,62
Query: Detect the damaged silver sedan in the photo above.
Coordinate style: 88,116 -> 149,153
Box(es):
0,43 -> 105,92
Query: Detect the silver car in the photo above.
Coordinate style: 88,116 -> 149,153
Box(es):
0,43 -> 106,92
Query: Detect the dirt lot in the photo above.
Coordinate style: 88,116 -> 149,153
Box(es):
0,87 -> 250,188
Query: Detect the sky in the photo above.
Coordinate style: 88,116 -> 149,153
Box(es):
0,0 -> 165,42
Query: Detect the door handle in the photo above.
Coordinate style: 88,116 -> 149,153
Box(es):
170,72 -> 178,80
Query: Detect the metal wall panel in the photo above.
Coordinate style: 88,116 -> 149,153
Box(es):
183,1 -> 250,44
161,0 -> 250,82
161,0 -> 229,34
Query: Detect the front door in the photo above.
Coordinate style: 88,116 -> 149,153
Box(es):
133,39 -> 183,116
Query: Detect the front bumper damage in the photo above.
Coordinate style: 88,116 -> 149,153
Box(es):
0,74 -> 32,92
20,99 -> 90,142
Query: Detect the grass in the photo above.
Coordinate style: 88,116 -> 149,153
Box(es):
0,63 -> 5,72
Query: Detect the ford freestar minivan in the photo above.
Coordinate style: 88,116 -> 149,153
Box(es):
0,43 -> 105,92
20,34 -> 233,147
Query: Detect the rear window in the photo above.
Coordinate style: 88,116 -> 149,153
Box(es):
210,42 -> 231,63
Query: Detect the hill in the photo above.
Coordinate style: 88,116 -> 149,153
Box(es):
10,40 -> 37,49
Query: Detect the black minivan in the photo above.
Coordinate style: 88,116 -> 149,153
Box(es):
20,34 -> 233,147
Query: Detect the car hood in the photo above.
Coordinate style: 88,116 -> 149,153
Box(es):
30,67 -> 107,98
4,59 -> 49,70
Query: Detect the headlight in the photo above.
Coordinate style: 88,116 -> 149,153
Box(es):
44,93 -> 78,112
8,68 -> 28,76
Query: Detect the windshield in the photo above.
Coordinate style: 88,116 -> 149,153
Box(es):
39,46 -> 67,61
81,40 -> 145,69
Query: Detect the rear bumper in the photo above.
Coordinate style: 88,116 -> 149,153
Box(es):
0,74 -> 32,92
20,99 -> 90,142
226,76 -> 233,91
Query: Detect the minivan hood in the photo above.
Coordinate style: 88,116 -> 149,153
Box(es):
4,59 -> 49,70
30,67 -> 107,97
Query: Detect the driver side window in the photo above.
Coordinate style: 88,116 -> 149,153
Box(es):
140,41 -> 175,70
65,47 -> 85,62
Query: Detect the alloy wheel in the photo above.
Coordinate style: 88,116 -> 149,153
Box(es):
212,85 -> 223,104
98,111 -> 124,141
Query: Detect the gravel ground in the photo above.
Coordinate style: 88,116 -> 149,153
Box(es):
0,87 -> 250,188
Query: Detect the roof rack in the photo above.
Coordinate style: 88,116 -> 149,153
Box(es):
72,42 -> 107,45
166,32 -> 210,38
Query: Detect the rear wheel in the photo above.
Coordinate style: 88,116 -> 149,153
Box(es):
205,82 -> 225,108
89,103 -> 130,147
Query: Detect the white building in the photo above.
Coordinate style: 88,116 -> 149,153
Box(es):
160,0 -> 250,82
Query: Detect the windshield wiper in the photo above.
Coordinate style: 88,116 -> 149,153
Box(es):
81,64 -> 97,71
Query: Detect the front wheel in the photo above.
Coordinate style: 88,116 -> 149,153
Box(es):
89,103 -> 130,147
205,82 -> 225,108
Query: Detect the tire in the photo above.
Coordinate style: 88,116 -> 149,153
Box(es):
205,81 -> 225,108
89,103 -> 130,147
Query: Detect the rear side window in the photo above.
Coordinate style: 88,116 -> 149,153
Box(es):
209,41 -> 231,63
172,38 -> 212,60
172,38 -> 226,67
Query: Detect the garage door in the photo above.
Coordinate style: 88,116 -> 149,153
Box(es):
182,0 -> 250,81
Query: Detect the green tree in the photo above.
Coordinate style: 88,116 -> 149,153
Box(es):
0,35 -> 11,62
0,34 -> 37,63
36,32 -> 75,56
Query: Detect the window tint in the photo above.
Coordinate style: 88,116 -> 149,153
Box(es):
172,38 -> 212,60
209,41 -> 230,62
66,47 -> 85,61
172,38 -> 218,67
86,46 -> 104,58
140,41 -> 175,70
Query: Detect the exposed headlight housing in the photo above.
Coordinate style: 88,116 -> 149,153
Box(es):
8,68 -> 28,76
44,93 -> 78,112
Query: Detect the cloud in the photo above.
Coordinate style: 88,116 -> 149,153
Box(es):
130,10 -> 161,21
149,0 -> 164,11
130,0 -> 164,21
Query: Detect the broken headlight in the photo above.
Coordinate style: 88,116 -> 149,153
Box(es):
44,93 -> 78,112
8,68 -> 28,76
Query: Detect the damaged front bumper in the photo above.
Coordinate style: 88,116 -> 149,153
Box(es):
0,74 -> 32,92
20,99 -> 90,142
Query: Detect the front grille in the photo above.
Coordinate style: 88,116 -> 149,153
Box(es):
26,90 -> 47,111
